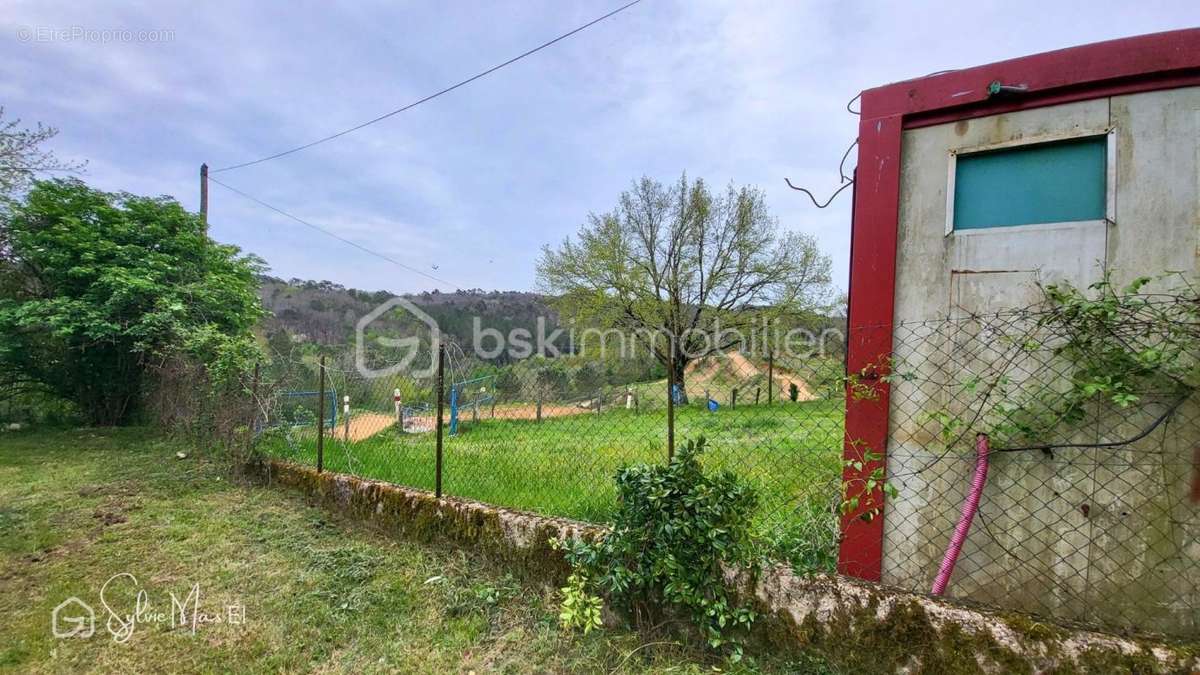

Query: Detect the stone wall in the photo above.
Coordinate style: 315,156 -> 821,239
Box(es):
250,458 -> 1199,674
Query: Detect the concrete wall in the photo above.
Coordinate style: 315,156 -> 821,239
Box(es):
884,87 -> 1200,635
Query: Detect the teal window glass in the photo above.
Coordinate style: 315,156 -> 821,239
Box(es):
953,135 -> 1107,230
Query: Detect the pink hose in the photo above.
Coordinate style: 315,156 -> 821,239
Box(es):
931,433 -> 991,596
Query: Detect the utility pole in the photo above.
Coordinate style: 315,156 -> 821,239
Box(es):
199,163 -> 209,232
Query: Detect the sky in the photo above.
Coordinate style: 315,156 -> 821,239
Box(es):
3,1 -> 1197,296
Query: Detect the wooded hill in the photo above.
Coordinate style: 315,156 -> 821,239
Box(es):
259,277 -> 559,359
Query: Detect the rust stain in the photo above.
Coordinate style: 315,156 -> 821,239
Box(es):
1191,446 -> 1200,503
954,119 -> 970,136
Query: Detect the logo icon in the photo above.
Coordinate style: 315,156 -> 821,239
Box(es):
52,597 -> 95,639
356,297 -> 441,379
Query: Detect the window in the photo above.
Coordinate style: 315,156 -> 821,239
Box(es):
949,134 -> 1110,232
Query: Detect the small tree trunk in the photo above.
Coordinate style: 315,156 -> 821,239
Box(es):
670,358 -> 690,405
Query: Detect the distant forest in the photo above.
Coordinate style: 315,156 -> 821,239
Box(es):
259,276 -> 559,361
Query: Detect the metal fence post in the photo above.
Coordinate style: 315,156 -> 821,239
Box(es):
435,343 -> 445,498
666,362 -> 675,461
1192,445 -> 1200,504
731,387 -> 738,409
316,354 -> 325,473
249,361 -> 260,432
767,352 -> 774,405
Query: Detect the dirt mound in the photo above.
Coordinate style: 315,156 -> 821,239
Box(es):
683,351 -> 817,402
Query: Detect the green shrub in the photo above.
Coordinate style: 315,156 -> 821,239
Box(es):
556,437 -> 759,657
0,178 -> 264,426
289,403 -> 317,428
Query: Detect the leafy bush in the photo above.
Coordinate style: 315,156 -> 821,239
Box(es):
556,437 -> 760,656
558,572 -> 603,634
0,179 -> 263,425
289,403 -> 317,428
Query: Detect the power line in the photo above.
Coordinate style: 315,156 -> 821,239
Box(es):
207,175 -> 458,288
784,178 -> 853,208
213,0 -> 644,173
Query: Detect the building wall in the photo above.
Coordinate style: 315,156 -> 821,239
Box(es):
883,86 -> 1200,634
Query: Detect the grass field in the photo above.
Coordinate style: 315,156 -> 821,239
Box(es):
257,398 -> 846,565
0,428 -> 837,673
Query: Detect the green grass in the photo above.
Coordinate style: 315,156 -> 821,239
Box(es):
0,428 -> 837,673
258,399 -> 845,562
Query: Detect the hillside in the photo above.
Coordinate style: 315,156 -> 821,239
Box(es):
258,277 -> 559,353
257,277 -> 845,394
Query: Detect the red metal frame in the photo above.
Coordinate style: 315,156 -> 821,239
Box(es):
838,28 -> 1200,580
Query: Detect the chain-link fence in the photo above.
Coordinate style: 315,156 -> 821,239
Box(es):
248,290 -> 1199,638
876,293 -> 1199,637
252,337 -> 848,571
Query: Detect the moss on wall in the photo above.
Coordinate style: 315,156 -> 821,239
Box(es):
248,459 -> 1199,674
758,595 -> 1029,674
245,458 -> 597,584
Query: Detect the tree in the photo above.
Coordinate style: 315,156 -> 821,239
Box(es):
0,108 -> 85,199
0,179 -> 264,425
537,175 -> 832,401
571,360 -> 606,396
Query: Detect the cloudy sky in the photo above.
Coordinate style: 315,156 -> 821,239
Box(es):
3,1 -> 1196,295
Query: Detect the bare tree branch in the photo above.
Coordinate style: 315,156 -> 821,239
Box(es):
0,107 -> 86,198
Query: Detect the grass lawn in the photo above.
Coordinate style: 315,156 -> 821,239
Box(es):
0,428 -> 835,673
258,399 -> 845,551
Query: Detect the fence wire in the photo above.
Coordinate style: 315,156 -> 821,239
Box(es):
248,294 -> 1199,638
252,337 -> 848,572
875,297 -> 1199,638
